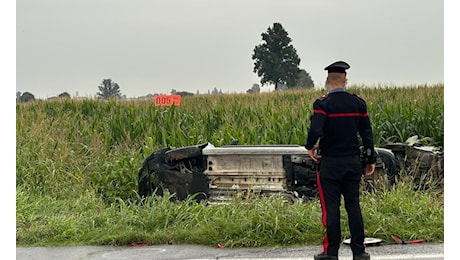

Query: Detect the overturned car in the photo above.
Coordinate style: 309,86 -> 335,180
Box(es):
138,137 -> 443,203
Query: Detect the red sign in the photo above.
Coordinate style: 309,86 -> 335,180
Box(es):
154,95 -> 181,106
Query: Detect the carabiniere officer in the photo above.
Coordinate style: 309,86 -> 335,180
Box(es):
304,61 -> 376,260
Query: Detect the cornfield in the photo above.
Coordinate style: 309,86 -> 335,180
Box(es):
16,84 -> 444,201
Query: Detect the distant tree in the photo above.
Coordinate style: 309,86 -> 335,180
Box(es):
277,83 -> 289,91
18,92 -> 35,102
175,91 -> 194,97
96,79 -> 122,99
169,89 -> 193,97
288,69 -> 315,89
16,91 -> 21,101
252,22 -> 301,90
247,83 -> 261,93
58,92 -> 71,99
211,88 -> 223,95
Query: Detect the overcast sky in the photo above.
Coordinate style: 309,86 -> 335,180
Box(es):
15,0 -> 445,99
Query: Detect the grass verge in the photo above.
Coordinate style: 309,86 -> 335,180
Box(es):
16,181 -> 443,247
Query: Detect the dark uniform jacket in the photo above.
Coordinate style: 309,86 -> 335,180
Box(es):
305,89 -> 376,164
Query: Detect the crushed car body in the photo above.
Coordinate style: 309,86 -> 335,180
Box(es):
138,136 -> 443,203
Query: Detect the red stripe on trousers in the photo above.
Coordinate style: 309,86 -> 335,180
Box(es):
316,168 -> 329,254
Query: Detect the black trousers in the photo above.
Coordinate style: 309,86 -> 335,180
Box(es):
317,155 -> 366,257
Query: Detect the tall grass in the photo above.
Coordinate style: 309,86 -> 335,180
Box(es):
16,183 -> 443,247
16,84 -> 444,247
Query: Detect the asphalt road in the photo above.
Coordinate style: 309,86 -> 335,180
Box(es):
17,243 -> 444,260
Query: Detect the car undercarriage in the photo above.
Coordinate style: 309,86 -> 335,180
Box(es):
138,137 -> 443,203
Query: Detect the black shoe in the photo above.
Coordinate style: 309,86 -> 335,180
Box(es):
353,252 -> 370,260
314,252 -> 338,260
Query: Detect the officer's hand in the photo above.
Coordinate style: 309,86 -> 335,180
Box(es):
308,146 -> 322,162
364,164 -> 375,176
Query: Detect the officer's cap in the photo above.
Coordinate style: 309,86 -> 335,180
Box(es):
324,61 -> 350,74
